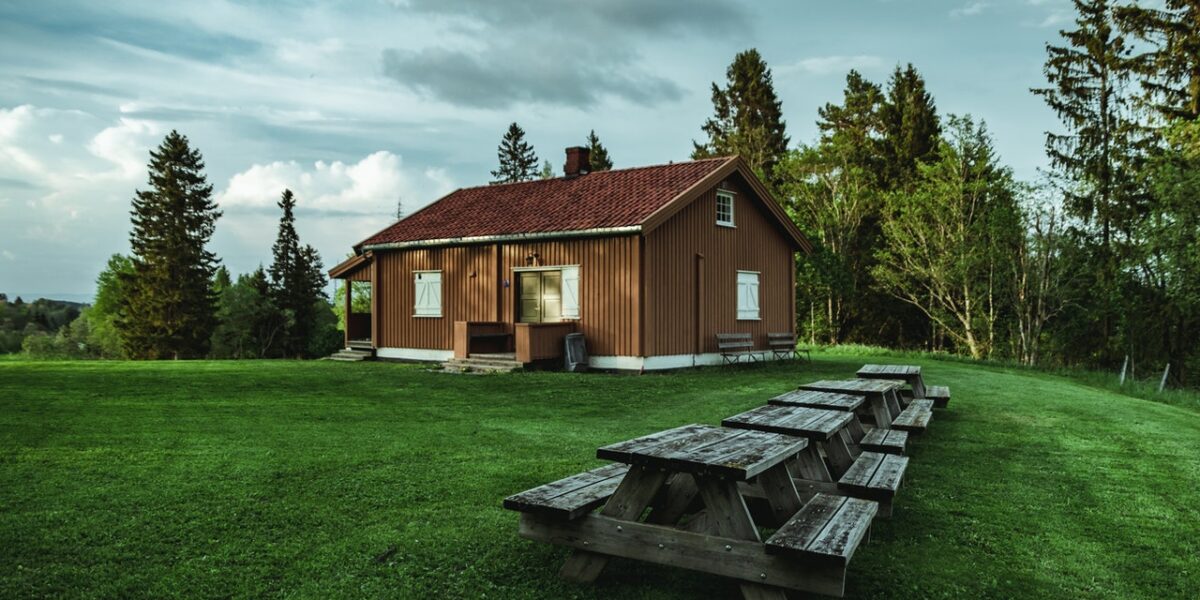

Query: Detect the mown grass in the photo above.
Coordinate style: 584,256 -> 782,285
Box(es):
1,354 -> 1198,599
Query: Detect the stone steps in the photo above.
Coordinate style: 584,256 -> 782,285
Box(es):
326,348 -> 374,362
442,355 -> 523,373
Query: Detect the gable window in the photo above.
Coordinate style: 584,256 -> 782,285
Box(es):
414,270 -> 442,317
716,190 -> 735,227
737,271 -> 760,320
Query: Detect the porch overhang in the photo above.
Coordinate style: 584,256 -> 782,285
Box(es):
329,252 -> 372,280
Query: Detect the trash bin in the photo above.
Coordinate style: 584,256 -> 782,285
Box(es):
564,333 -> 588,372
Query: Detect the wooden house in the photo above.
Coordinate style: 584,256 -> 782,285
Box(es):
328,147 -> 812,370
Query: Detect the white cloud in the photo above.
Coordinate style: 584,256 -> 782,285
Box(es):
778,55 -> 885,76
86,118 -> 160,181
951,2 -> 990,18
216,151 -> 456,215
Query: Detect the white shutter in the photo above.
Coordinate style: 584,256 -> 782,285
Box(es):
737,271 -> 760,320
561,266 -> 580,319
414,271 -> 442,317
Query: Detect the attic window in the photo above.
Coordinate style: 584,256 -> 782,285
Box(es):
716,190 -> 735,227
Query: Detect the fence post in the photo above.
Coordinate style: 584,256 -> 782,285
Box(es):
1119,355 -> 1128,385
1159,363 -> 1170,393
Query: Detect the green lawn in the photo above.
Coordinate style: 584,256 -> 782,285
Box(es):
1,355 -> 1198,599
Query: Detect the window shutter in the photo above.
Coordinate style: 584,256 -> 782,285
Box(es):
737,271 -> 759,320
561,266 -> 580,319
414,271 -> 442,316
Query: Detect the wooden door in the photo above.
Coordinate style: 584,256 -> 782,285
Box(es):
519,271 -> 542,323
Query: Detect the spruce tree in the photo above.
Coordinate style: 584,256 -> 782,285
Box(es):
268,189 -> 327,358
586,130 -> 613,171
880,64 -> 942,190
539,159 -> 555,179
491,122 -> 539,183
816,70 -> 886,182
1116,0 -> 1200,120
692,49 -> 789,187
119,130 -> 221,359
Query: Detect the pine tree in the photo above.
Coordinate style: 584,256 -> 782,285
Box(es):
1033,0 -> 1150,364
268,189 -> 327,358
119,130 -> 221,359
586,130 -> 613,171
816,70 -> 886,181
491,122 -> 539,183
880,64 -> 942,190
692,49 -> 789,187
539,159 -> 555,180
1116,0 -> 1200,120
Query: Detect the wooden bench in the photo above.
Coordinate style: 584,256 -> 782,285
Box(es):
764,493 -> 877,566
716,333 -> 763,364
767,332 -> 810,362
504,463 -> 629,520
926,385 -> 951,408
836,451 -> 909,518
859,428 -> 908,455
891,399 -> 934,434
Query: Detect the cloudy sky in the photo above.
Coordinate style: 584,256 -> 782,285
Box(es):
0,0 -> 1075,301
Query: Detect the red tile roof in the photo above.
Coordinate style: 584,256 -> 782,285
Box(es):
358,157 -> 735,248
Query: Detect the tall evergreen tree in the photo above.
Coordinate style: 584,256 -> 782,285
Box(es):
816,70 -> 886,181
119,131 -> 221,359
586,130 -> 613,171
880,64 -> 942,189
692,49 -> 789,187
268,189 -> 327,358
1117,0 -> 1200,120
491,122 -> 539,183
1032,0 -> 1149,363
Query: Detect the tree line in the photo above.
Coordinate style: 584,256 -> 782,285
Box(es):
684,1 -> 1199,385
19,131 -> 340,360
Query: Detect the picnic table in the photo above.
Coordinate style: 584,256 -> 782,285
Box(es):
796,380 -> 906,430
857,364 -> 926,399
506,423 -> 879,598
723,404 -> 910,517
770,389 -> 910,454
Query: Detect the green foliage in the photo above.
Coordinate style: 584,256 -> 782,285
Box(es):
210,268 -> 285,359
538,159 -> 554,180
692,48 -> 789,187
585,129 -> 613,171
490,122 -> 539,183
874,116 -> 1024,359
0,297 -> 85,354
331,278 -> 372,332
1116,0 -> 1200,120
880,64 -> 941,189
118,130 -> 221,360
268,190 -> 328,358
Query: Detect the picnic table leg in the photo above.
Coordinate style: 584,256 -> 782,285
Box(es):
912,376 -> 927,399
845,414 -> 867,442
823,434 -> 857,479
558,465 -> 668,583
646,473 -> 700,526
868,395 -> 893,429
694,476 -> 789,600
755,463 -> 803,525
882,391 -> 901,420
788,443 -> 833,482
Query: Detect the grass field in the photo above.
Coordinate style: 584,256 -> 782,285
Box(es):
1,355 -> 1198,599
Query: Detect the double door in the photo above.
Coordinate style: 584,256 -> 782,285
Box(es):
519,270 -> 562,323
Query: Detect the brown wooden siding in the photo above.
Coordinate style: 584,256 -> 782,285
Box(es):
643,175 -> 796,356
374,235 -> 640,356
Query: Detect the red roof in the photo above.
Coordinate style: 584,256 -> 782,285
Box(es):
358,157 -> 735,248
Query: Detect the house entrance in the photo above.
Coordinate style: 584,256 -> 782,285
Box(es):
519,270 -> 562,323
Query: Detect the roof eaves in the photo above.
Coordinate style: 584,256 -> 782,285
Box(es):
361,225 -> 642,251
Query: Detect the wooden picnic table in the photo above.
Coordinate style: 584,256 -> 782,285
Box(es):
796,380 -> 906,430
857,364 -> 927,399
509,423 -> 878,598
722,403 -> 861,477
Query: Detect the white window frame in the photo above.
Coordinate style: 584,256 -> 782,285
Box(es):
413,270 -> 442,318
736,270 -> 760,321
716,190 -> 736,227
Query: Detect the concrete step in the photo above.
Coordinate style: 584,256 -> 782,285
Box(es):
442,357 -> 523,373
448,357 -> 523,368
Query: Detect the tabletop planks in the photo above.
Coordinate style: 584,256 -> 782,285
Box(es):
596,424 -> 808,481
722,404 -> 852,441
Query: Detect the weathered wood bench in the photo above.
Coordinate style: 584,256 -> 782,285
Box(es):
857,364 -> 926,400
859,428 -> 908,455
837,451 -> 909,518
798,379 -> 907,430
764,493 -> 877,565
891,399 -> 934,434
767,332 -> 810,362
717,333 -> 763,364
503,463 -> 629,520
926,385 -> 952,408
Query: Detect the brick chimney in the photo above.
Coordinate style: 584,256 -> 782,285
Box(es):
563,146 -> 591,178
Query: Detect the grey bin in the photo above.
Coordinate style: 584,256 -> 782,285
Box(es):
564,333 -> 588,372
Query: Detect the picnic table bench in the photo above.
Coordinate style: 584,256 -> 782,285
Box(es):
505,423 -> 879,598
771,390 -> 910,454
858,364 -> 953,408
723,404 -> 910,517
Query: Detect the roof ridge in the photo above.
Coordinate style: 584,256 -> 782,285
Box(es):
453,155 -> 736,193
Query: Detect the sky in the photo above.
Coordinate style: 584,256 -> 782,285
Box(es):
0,0 -> 1077,302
